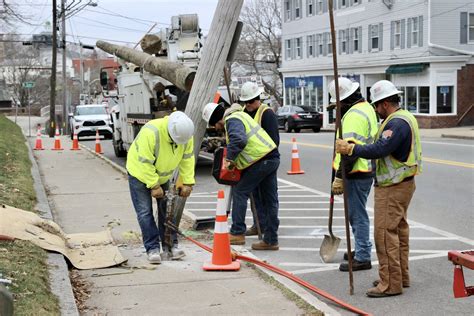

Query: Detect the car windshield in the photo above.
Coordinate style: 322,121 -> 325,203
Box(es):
75,106 -> 107,116
293,106 -> 316,112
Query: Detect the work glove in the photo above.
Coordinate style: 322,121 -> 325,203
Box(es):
331,177 -> 344,195
151,185 -> 164,198
224,159 -> 236,171
178,185 -> 193,198
336,139 -> 355,156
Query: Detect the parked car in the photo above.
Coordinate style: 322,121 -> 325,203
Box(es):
69,104 -> 113,139
276,105 -> 322,133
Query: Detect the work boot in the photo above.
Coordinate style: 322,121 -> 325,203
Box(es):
339,259 -> 371,272
245,226 -> 258,236
373,280 -> 410,288
343,250 -> 355,261
147,249 -> 162,264
366,287 -> 402,298
229,234 -> 245,245
170,246 -> 186,260
251,241 -> 279,251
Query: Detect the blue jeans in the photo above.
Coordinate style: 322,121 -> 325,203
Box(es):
346,177 -> 373,262
231,158 -> 280,245
128,174 -> 177,253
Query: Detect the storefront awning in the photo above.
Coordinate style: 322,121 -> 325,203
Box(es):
385,63 -> 427,74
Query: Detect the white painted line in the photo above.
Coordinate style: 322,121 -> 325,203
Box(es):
244,216 -> 373,220
278,247 -> 450,253
186,208 -> 345,212
279,225 -> 423,229
422,140 -> 474,147
246,235 -> 458,241
186,201 -> 341,204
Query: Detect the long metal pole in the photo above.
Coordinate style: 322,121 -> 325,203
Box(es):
328,0 -> 354,295
49,0 -> 58,137
61,0 -> 68,134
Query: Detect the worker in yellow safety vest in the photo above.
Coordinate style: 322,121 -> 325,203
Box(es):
329,77 -> 378,273
126,111 -> 195,264
240,82 -> 280,245
336,79 -> 422,298
202,102 -> 280,250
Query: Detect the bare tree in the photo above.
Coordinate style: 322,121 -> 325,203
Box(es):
0,1 -> 30,31
236,0 -> 282,106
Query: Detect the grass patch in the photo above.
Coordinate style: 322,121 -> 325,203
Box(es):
0,114 -> 60,315
247,262 -> 324,316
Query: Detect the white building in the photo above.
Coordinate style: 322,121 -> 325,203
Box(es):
280,0 -> 474,128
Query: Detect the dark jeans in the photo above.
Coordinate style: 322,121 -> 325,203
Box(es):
128,174 -> 177,253
346,177 -> 373,262
231,158 -> 280,245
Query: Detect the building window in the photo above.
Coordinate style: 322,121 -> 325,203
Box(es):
419,87 -> 429,113
341,0 -> 347,8
371,24 -> 379,50
353,27 -> 359,52
285,0 -> 291,21
295,0 -> 301,19
470,13 -> 474,42
307,35 -> 315,57
317,0 -> 323,14
394,20 -> 401,48
341,29 -> 347,53
405,87 -> 417,113
317,34 -> 323,55
308,0 -> 314,16
399,86 -> 430,114
328,35 -> 333,55
411,17 -> 419,46
436,86 -> 453,114
353,0 -> 360,4
296,37 -> 302,59
285,39 -> 291,60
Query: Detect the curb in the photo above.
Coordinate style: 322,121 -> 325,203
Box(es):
27,138 -> 79,316
441,134 -> 474,140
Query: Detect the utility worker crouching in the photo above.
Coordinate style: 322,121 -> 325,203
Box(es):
202,102 -> 280,250
336,80 -> 422,297
126,111 -> 195,264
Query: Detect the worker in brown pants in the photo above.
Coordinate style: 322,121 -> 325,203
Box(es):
336,80 -> 422,297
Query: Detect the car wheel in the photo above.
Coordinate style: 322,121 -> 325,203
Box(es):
294,128 -> 301,133
313,127 -> 321,133
113,135 -> 127,157
284,121 -> 292,133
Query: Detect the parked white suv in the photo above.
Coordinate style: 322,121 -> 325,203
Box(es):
69,104 -> 113,139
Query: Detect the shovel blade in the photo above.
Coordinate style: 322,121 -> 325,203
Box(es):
319,234 -> 342,263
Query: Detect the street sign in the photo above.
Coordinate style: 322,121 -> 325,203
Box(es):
22,82 -> 35,89
440,86 -> 449,94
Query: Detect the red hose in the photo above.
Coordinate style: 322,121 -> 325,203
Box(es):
178,232 -> 371,315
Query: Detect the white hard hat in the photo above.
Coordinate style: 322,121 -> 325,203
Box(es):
370,80 -> 403,104
202,102 -> 218,123
240,81 -> 261,102
168,111 -> 194,144
328,77 -> 360,103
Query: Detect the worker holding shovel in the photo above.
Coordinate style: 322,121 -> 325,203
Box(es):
328,77 -> 378,272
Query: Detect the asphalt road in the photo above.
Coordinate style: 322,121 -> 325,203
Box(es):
82,130 -> 474,315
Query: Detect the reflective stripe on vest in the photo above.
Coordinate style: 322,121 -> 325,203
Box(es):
255,104 -> 270,125
375,110 -> 422,186
225,111 -> 276,169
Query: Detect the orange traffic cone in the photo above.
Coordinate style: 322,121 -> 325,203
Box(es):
203,190 -> 240,271
94,130 -> 103,154
51,127 -> 63,150
287,137 -> 304,174
70,131 -> 80,151
33,127 -> 44,150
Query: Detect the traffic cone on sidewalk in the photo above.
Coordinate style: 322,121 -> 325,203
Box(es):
51,127 -> 63,151
287,137 -> 304,174
33,127 -> 44,150
203,190 -> 240,271
94,130 -> 103,154
70,131 -> 80,151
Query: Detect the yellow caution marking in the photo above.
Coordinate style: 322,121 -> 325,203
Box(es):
281,140 -> 474,169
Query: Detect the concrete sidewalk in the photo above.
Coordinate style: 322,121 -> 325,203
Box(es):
25,131 -> 334,315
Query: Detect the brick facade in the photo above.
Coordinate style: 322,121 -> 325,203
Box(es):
415,64 -> 474,128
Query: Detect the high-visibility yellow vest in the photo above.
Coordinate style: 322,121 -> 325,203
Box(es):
333,101 -> 378,173
375,109 -> 422,187
225,111 -> 276,170
254,103 -> 270,125
126,116 -> 195,188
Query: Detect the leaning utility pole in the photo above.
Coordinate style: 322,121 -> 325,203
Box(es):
61,0 -> 68,134
49,0 -> 58,137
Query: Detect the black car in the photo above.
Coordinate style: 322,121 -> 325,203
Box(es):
276,105 -> 322,133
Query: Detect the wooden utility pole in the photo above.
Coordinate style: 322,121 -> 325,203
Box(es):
49,0 -> 58,137
96,40 -> 195,92
61,0 -> 68,135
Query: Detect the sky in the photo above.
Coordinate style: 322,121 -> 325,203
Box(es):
14,0 -> 220,47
